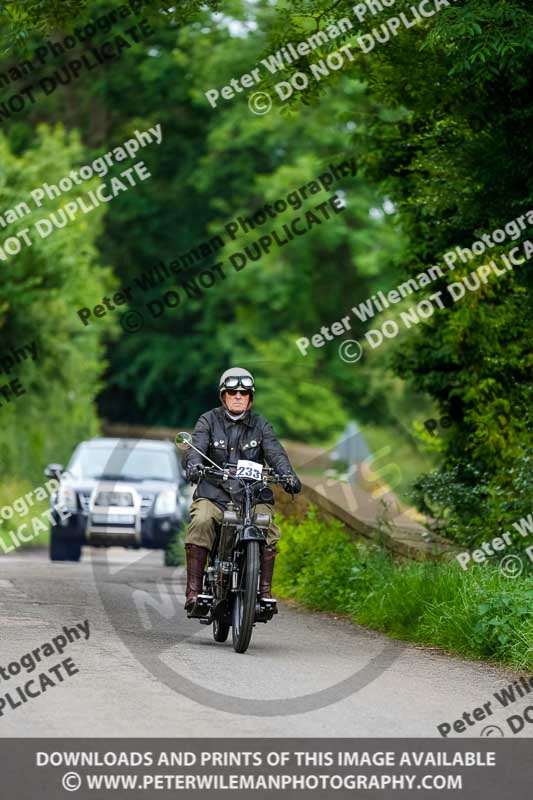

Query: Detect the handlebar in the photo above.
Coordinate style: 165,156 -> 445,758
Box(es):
195,464 -> 294,486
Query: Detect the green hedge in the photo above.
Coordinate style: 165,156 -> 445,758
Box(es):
164,525 -> 186,567
0,479 -> 51,552
273,506 -> 533,670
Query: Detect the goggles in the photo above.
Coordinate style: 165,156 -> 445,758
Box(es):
221,375 -> 254,390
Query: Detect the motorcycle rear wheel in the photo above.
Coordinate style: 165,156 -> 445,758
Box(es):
232,541 -> 259,654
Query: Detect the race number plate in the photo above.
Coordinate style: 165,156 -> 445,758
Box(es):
236,459 -> 263,479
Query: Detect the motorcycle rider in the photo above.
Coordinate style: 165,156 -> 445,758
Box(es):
183,368 -> 301,611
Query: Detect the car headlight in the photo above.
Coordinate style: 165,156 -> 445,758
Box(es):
154,490 -> 177,516
57,485 -> 78,512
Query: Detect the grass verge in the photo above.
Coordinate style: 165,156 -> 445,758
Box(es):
164,524 -> 186,566
0,479 -> 51,553
273,506 -> 533,671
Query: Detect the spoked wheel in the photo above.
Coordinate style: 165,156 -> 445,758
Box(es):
213,619 -> 230,642
232,541 -> 259,654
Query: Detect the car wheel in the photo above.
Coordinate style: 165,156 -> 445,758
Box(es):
49,528 -> 81,562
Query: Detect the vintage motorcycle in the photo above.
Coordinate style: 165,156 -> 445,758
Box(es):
176,432 -> 294,654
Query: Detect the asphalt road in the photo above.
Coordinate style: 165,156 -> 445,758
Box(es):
0,548 -> 529,738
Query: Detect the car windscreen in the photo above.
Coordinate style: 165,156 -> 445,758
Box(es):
68,444 -> 179,482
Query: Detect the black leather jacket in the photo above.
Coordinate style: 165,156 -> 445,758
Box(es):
183,406 -> 297,507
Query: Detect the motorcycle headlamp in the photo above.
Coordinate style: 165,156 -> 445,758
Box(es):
57,485 -> 78,512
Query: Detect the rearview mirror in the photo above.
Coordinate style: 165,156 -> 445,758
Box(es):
175,432 -> 192,450
45,463 -> 64,479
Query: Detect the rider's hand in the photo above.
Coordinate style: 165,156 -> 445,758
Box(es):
283,475 -> 301,494
186,464 -> 202,483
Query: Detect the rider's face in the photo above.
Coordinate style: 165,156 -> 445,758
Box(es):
223,390 -> 251,414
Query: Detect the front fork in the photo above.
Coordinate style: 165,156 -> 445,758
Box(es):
233,534 -> 277,622
199,527 -> 276,623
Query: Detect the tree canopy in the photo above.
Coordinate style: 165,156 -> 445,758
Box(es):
0,0 -> 531,546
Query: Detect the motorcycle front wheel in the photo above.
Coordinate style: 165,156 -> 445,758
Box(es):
232,541 -> 259,654
213,619 -> 230,642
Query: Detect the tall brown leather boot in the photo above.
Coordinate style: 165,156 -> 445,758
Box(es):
259,544 -> 277,600
184,544 -> 209,611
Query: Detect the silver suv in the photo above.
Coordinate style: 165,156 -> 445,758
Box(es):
45,438 -> 189,561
